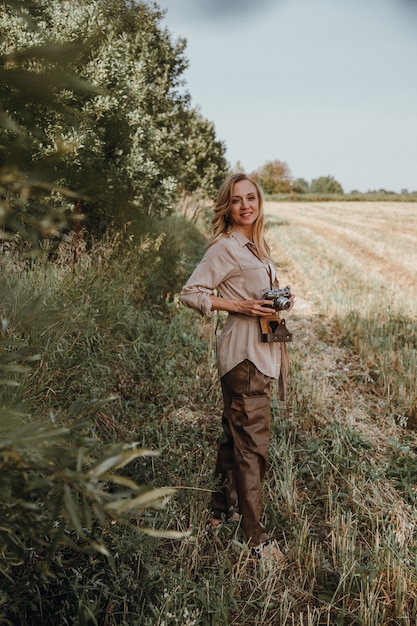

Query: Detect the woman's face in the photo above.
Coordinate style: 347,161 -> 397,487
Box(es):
228,179 -> 260,236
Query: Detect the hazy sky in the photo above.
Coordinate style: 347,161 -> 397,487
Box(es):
150,0 -> 417,193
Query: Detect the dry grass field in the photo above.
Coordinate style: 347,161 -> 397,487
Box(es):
265,201 -> 417,319
264,200 -> 417,450
155,201 -> 417,626
212,200 -> 417,625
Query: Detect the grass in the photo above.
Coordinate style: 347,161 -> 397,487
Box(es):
2,202 -> 417,624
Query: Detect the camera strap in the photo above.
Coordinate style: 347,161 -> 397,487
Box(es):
245,243 -> 292,343
246,242 -> 274,289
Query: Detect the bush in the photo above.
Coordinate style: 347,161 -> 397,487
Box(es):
0,231 -> 210,624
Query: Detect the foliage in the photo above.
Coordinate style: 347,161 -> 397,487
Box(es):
250,159 -> 293,194
0,5 -> 202,621
310,174 -> 344,194
0,25 -> 100,249
1,220 -> 207,421
0,408 -> 176,557
0,239 -> 212,624
0,0 -> 227,238
292,176 -> 310,193
1,171 -> 207,624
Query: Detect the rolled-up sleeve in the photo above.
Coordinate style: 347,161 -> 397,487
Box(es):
180,240 -> 235,316
180,283 -> 213,316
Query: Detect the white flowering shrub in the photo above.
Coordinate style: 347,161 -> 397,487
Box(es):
0,0 -> 227,238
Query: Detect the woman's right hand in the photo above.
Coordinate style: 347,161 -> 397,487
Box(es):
210,295 -> 274,317
235,299 -> 277,317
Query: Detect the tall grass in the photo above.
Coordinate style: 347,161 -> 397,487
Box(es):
2,202 -> 417,624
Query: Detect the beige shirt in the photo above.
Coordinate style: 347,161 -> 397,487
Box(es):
180,230 -> 289,398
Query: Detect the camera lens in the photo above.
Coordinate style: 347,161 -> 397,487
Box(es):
275,296 -> 291,310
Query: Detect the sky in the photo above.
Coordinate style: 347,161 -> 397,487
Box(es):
147,0 -> 417,193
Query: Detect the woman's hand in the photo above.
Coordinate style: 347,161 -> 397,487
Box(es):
210,295 -> 275,317
210,288 -> 295,317
236,299 -> 277,317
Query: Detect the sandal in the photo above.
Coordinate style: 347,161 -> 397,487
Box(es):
248,540 -> 285,563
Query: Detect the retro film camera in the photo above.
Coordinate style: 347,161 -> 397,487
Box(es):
262,287 -> 292,312
259,287 -> 293,343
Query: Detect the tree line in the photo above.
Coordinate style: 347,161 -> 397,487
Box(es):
248,159 -> 343,195
3,0 -> 412,255
248,159 -> 417,198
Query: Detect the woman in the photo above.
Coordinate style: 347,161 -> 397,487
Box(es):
180,172 -> 294,561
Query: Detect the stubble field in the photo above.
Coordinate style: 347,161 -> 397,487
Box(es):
265,200 -> 417,319
266,199 -> 417,433
151,201 -> 417,626
246,200 -> 417,624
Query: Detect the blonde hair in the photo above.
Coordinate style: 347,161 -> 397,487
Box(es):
208,172 -> 272,261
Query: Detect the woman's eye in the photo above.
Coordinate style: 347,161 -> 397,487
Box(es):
232,199 -> 240,204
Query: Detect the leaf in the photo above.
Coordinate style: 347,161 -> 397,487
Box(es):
135,527 -> 190,540
88,449 -> 159,478
105,487 -> 176,514
115,448 -> 161,469
98,474 -> 144,491
13,422 -> 70,442
63,484 -> 85,538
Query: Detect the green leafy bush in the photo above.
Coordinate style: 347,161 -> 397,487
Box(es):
0,0 -> 227,239
0,232 -> 206,624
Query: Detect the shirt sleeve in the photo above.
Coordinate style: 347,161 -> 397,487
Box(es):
180,239 -> 236,316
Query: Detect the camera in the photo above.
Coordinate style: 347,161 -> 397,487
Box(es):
263,287 -> 292,311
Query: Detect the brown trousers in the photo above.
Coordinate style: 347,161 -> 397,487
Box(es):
211,360 -> 271,546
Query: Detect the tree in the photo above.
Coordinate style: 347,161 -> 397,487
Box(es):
0,40 -> 100,249
310,175 -> 344,195
250,159 -> 292,194
293,177 -> 310,193
176,108 -> 227,196
0,0 -> 228,237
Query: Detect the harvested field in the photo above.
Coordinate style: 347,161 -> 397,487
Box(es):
264,201 -> 417,442
265,201 -> 417,318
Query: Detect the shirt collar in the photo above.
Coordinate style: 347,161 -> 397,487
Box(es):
229,229 -> 253,247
